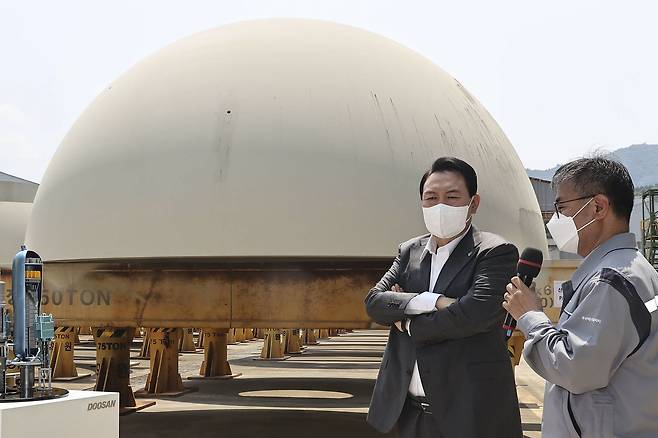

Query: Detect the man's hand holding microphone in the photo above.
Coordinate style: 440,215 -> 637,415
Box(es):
503,277 -> 542,320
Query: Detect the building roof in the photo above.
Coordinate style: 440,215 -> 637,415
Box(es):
529,176 -> 552,184
0,171 -> 37,185
0,171 -> 39,203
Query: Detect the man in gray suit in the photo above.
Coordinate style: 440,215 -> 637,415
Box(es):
365,157 -> 523,438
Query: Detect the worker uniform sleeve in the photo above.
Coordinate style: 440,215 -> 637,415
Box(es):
518,277 -> 639,394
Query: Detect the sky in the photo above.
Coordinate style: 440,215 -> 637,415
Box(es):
1,0 -> 657,183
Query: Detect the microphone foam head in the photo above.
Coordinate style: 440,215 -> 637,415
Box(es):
518,247 -> 543,278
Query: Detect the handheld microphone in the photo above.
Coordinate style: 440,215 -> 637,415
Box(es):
503,247 -> 543,340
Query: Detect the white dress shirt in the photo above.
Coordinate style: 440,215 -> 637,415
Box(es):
405,228 -> 469,397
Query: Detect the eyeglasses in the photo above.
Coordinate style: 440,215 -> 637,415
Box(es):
553,194 -> 597,218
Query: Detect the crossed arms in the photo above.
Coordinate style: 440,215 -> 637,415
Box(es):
364,243 -> 518,344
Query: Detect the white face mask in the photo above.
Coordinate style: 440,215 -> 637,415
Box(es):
422,198 -> 473,239
546,197 -> 596,254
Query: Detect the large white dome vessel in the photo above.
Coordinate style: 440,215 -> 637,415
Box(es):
26,19 -> 546,260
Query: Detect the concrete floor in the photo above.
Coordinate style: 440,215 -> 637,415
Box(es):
57,330 -> 546,438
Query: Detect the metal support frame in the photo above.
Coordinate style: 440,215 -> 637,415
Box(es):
642,189 -> 658,268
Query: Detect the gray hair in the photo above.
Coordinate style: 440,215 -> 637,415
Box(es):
552,156 -> 634,221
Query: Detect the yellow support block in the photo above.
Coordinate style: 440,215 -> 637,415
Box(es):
256,330 -> 290,361
136,328 -> 195,397
189,329 -> 242,380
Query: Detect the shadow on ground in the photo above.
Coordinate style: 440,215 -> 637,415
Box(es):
163,377 -> 374,409
121,409 -> 395,438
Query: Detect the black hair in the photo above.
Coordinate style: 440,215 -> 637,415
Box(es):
552,156 -> 634,221
419,157 -> 478,198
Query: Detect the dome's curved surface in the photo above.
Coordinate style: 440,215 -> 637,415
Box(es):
1,202 -> 32,268
26,19 -> 546,260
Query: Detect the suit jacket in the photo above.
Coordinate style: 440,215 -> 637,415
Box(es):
364,227 -> 523,438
